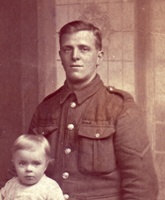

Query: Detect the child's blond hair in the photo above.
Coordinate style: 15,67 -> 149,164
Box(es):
11,134 -> 52,162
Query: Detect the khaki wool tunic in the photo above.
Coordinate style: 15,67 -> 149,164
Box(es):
28,74 -> 158,200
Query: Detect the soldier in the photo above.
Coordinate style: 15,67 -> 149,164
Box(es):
28,20 -> 158,200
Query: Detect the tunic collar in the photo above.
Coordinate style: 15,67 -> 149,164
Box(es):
60,74 -> 104,105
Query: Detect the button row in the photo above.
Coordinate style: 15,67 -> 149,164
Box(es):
63,173 -> 70,199
67,101 -> 76,131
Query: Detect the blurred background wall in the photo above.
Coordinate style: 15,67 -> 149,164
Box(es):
0,0 -> 56,184
0,0 -> 165,199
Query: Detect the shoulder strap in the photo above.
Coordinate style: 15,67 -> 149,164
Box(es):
106,86 -> 133,101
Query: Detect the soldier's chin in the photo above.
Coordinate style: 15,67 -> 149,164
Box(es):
69,76 -> 86,84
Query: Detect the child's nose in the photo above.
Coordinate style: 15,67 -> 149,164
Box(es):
26,164 -> 33,171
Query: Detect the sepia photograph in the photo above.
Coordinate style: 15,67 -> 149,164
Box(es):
0,0 -> 164,199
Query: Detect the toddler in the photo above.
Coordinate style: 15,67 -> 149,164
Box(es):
0,134 -> 64,200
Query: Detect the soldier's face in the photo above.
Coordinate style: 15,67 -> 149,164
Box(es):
59,30 -> 103,87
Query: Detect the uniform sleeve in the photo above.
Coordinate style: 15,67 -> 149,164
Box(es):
0,164 -> 17,190
28,108 -> 40,135
114,101 -> 158,200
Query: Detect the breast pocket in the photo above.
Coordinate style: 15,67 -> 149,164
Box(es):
78,124 -> 116,175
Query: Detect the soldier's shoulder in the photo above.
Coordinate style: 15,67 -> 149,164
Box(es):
42,86 -> 63,103
106,86 -> 134,101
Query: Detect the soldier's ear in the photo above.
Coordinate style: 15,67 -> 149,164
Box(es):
97,51 -> 104,66
59,50 -> 61,58
59,50 -> 64,66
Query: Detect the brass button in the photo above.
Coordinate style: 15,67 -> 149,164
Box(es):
65,148 -> 71,154
67,124 -> 74,130
62,172 -> 69,179
70,102 -> 76,108
95,133 -> 100,138
64,194 -> 69,200
109,86 -> 114,91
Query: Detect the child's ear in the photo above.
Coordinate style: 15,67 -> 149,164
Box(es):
45,159 -> 50,168
47,158 -> 54,165
45,158 -> 54,171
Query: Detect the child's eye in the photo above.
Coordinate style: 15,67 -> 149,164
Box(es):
33,161 -> 41,166
19,161 -> 26,166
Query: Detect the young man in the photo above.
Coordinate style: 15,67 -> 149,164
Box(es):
28,20 -> 158,200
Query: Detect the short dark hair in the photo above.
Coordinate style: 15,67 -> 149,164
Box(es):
59,20 -> 102,50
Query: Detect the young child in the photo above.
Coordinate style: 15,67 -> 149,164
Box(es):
0,134 -> 64,200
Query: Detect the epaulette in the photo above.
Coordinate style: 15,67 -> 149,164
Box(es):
106,86 -> 133,101
42,86 -> 63,102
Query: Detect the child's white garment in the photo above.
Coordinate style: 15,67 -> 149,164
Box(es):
0,174 -> 64,200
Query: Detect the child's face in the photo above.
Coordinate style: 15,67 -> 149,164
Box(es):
12,147 -> 48,186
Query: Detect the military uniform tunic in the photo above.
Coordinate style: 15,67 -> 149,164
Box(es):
28,74 -> 158,200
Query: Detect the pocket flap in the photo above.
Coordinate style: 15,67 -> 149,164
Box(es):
78,125 -> 115,139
